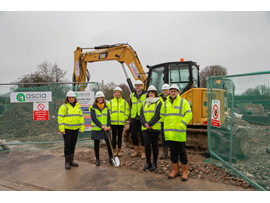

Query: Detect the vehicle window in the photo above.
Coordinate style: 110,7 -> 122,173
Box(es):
148,66 -> 165,93
169,64 -> 190,93
192,65 -> 199,87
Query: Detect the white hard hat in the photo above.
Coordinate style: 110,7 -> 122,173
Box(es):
147,85 -> 157,92
134,80 -> 143,86
170,84 -> 180,91
162,84 -> 170,90
114,87 -> 122,93
95,91 -> 105,98
66,91 -> 76,97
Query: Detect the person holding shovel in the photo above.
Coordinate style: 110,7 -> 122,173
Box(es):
90,91 -> 113,166
140,85 -> 162,172
58,90 -> 85,170
107,87 -> 130,157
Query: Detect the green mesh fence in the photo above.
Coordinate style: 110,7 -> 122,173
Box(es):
0,82 -> 99,151
206,71 -> 270,191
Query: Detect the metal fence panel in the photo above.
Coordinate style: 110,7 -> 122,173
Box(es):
0,82 -> 99,151
206,71 -> 270,191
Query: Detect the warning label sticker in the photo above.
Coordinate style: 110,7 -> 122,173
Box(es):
211,100 -> 220,128
33,102 -> 49,121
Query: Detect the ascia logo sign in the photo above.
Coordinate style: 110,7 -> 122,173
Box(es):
10,92 -> 52,103
16,93 -> 25,102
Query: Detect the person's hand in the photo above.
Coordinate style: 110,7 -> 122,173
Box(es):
62,131 -> 65,135
145,123 -> 152,130
102,126 -> 106,131
106,127 -> 111,131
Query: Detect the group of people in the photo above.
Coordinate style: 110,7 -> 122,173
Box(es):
58,80 -> 192,181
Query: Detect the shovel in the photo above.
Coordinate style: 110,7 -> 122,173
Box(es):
105,130 -> 120,167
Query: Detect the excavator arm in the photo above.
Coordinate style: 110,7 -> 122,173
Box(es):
74,43 -> 147,91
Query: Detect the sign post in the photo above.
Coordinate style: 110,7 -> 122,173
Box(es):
211,100 -> 220,128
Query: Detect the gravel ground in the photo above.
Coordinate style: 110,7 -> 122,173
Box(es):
50,144 -> 254,190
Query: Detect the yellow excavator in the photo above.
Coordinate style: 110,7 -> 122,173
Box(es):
73,43 -> 215,149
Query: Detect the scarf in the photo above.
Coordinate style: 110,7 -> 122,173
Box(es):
145,97 -> 160,107
97,102 -> 105,110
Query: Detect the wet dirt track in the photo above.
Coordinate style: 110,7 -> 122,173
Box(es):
0,149 -> 256,191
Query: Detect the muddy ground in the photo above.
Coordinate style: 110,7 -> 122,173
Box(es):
50,144 -> 253,190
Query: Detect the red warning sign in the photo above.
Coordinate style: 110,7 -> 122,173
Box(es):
211,100 -> 220,128
33,102 -> 49,121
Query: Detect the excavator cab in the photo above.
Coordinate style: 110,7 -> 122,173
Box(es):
147,61 -> 200,94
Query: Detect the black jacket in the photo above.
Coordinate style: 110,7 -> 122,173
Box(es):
90,103 -> 111,140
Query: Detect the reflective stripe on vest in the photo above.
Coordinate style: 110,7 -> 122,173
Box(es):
164,98 -> 185,117
109,98 -> 128,125
130,92 -> 146,118
162,95 -> 192,142
141,101 -> 161,131
91,107 -> 108,131
58,103 -> 85,132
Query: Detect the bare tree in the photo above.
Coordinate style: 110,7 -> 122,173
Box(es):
13,60 -> 68,87
100,82 -> 130,101
199,65 -> 228,88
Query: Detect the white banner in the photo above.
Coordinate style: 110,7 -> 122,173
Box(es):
10,92 -> 52,103
75,91 -> 95,131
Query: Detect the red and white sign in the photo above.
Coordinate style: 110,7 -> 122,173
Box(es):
211,100 -> 220,128
33,102 -> 49,121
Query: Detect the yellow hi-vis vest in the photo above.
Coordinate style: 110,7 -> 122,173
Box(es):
89,106 -> 109,131
160,94 -> 192,142
141,101 -> 162,131
130,92 -> 146,118
107,97 -> 130,125
58,102 -> 85,132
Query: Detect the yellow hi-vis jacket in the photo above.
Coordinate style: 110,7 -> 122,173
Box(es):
107,97 -> 130,125
89,105 -> 109,131
158,93 -> 169,104
141,100 -> 162,131
58,102 -> 85,132
130,92 -> 146,118
160,94 -> 192,142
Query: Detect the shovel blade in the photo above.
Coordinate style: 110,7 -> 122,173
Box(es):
111,156 -> 120,167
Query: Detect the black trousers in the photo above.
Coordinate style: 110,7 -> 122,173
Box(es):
143,131 -> 159,164
160,122 -> 168,147
111,125 -> 124,149
94,139 -> 113,159
63,129 -> 79,156
130,118 -> 144,146
167,141 -> 188,164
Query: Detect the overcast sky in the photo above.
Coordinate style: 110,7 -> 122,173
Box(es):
1,11 -> 270,88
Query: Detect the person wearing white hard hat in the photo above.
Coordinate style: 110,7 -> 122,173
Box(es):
107,87 -> 130,157
58,90 -> 85,170
129,80 -> 147,159
159,84 -> 171,160
89,91 -> 113,166
160,84 -> 192,181
140,85 -> 162,171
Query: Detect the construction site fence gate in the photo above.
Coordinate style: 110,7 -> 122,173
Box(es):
206,71 -> 270,191
0,82 -> 99,151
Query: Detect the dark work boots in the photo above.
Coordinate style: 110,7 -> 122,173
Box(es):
65,155 -> 71,170
70,154 -> 79,167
